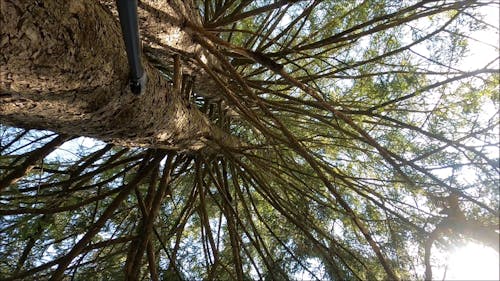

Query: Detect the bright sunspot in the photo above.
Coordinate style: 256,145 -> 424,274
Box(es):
434,4 -> 499,281
437,242 -> 499,280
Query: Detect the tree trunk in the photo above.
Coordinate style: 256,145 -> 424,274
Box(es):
0,0 -> 233,151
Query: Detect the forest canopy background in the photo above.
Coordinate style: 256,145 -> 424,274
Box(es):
0,0 -> 499,280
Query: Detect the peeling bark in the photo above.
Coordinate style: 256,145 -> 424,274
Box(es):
0,0 -> 236,152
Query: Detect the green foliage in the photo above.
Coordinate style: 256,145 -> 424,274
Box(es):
1,0 -> 499,280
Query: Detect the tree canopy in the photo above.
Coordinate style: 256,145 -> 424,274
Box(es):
0,0 -> 499,280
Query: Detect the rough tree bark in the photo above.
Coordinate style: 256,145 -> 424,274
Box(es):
0,0 -> 235,152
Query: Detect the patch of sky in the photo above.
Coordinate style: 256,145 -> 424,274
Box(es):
292,257 -> 327,280
46,136 -> 106,162
0,128 -> 57,155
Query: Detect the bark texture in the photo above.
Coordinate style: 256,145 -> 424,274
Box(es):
0,0 -> 231,151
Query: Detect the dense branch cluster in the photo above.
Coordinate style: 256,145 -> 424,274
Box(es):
0,0 -> 499,280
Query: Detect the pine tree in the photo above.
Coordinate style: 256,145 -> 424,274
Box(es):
1,0 -> 498,280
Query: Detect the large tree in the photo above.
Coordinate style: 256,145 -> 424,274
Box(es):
0,0 -> 498,280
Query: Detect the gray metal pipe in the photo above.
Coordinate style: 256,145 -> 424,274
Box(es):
116,0 -> 147,95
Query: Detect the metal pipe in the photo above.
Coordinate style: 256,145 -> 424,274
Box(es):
116,0 -> 147,95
